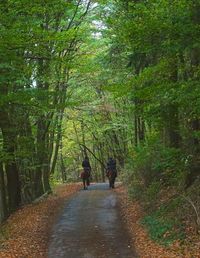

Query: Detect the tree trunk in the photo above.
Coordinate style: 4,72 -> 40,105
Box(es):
43,148 -> 51,193
0,110 -> 21,212
34,116 -> 46,198
50,112 -> 63,175
134,115 -> 138,147
166,104 -> 180,148
0,161 -> 7,222
5,158 -> 21,212
138,117 -> 145,142
185,2 -> 200,187
81,121 -> 88,157
164,58 -> 180,148
17,111 -> 36,203
98,143 -> 106,182
185,119 -> 200,187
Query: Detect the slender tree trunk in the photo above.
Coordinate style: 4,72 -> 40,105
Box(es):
184,2 -> 200,187
59,135 -> 65,183
60,154 -> 66,183
34,116 -> 46,197
163,58 -> 180,148
50,112 -> 64,175
5,159 -> 21,212
73,122 -> 85,159
81,121 -> 88,157
98,143 -> 105,182
17,111 -> 36,203
0,110 -> 21,212
0,161 -> 7,222
43,152 -> 52,193
167,104 -> 180,148
111,130 -> 125,168
185,119 -> 200,187
138,117 -> 145,142
134,115 -> 138,147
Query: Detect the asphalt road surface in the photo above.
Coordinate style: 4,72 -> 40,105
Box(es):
48,183 -> 137,258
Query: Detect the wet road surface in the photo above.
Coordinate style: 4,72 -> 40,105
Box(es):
48,183 -> 137,258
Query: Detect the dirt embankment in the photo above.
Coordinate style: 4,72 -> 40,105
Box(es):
116,185 -> 200,258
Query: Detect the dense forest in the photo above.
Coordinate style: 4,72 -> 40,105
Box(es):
0,0 -> 200,244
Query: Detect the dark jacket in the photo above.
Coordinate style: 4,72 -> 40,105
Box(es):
107,158 -> 117,177
82,159 -> 91,169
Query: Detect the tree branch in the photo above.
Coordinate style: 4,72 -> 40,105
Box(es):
79,143 -> 106,169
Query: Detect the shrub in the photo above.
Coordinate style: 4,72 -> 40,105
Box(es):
126,134 -> 187,192
141,213 -> 185,246
144,181 -> 162,204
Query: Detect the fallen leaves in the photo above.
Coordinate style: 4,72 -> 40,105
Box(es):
0,183 -> 81,258
115,185 -> 200,258
0,183 -> 199,258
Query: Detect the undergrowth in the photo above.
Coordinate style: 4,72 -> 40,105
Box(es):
141,207 -> 185,246
0,226 -> 9,247
124,136 -> 199,246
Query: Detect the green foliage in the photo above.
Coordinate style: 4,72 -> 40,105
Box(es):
49,177 -> 62,191
0,0 -> 95,220
141,213 -> 185,246
128,182 -> 144,201
0,226 -> 9,243
129,135 -> 187,189
144,181 -> 162,204
140,195 -> 186,245
0,0 -> 200,244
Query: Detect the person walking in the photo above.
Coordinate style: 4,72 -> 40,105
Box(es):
106,157 -> 117,189
81,156 -> 91,189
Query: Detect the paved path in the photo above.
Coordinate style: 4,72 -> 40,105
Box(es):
48,183 -> 137,258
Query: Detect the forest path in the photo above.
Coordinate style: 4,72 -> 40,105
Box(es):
48,183 -> 137,258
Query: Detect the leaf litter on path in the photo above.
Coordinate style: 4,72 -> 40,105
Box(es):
0,183 -> 81,258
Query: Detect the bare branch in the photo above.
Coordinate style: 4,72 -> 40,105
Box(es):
181,194 -> 200,230
66,0 -> 82,30
79,143 -> 106,169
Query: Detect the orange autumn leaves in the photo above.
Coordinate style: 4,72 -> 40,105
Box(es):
0,183 -> 199,258
0,184 -> 81,258
116,186 -> 200,258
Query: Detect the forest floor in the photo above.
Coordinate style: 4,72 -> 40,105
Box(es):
116,185 -> 200,258
0,182 -> 199,258
0,183 -> 81,258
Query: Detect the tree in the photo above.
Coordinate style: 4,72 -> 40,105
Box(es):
0,0 -> 92,220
